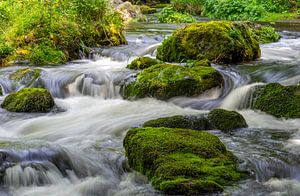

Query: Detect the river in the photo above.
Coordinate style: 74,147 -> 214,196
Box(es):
0,20 -> 300,195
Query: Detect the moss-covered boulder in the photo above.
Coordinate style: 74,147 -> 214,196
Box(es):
124,127 -> 244,195
0,86 -> 2,96
253,83 -> 300,118
143,115 -> 210,130
157,21 -> 260,64
9,68 -> 42,88
127,57 -> 161,70
123,63 -> 223,100
140,5 -> 157,14
208,109 -> 248,132
186,59 -> 211,67
1,88 -> 54,113
253,26 -> 281,44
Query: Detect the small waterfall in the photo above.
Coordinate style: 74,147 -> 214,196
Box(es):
67,73 -> 121,99
220,83 -> 265,110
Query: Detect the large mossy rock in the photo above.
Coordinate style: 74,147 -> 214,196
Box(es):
123,63 -> 223,100
253,83 -> 300,118
127,57 -> 160,70
1,88 -> 54,113
143,115 -> 210,130
124,127 -> 244,195
156,21 -> 260,64
9,68 -> 42,88
208,109 -> 248,132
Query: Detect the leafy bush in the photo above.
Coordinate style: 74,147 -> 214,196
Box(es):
157,7 -> 196,23
0,0 -> 126,66
203,0 -> 264,21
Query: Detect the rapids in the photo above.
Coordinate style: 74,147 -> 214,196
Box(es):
0,20 -> 300,195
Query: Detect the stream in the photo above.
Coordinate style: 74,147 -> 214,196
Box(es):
0,20 -> 300,195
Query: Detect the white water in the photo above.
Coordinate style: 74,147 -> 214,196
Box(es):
0,26 -> 300,196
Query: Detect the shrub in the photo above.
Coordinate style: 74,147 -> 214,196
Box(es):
157,7 -> 197,23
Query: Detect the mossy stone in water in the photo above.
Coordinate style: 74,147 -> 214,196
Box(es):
1,88 -> 54,113
127,57 -> 160,70
9,68 -> 42,87
253,26 -> 281,44
140,5 -> 157,14
208,109 -> 248,132
143,115 -> 210,130
0,86 -> 2,96
157,21 -> 260,64
124,127 -> 244,195
123,63 -> 223,100
253,83 -> 300,118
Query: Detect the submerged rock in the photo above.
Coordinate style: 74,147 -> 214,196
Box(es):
123,63 -> 223,100
127,57 -> 161,70
143,115 -> 210,130
157,21 -> 260,64
1,88 -> 54,113
9,68 -> 43,88
208,109 -> 248,132
124,127 -> 244,195
253,83 -> 300,118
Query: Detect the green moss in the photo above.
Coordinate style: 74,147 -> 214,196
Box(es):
156,7 -> 197,23
0,86 -> 2,96
140,5 -> 157,14
9,68 -> 41,87
144,115 -> 210,130
253,26 -> 281,44
157,21 -> 260,64
1,88 -> 54,113
123,63 -> 223,100
186,59 -> 211,67
124,127 -> 244,194
127,57 -> 161,70
208,109 -> 248,132
253,83 -> 300,118
260,11 -> 299,21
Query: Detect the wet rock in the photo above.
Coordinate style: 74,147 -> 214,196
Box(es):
9,68 -> 43,88
253,83 -> 300,118
124,127 -> 244,195
127,57 -> 161,70
143,115 -> 210,130
157,21 -> 260,64
123,63 -> 223,100
208,109 -> 248,132
1,88 -> 55,113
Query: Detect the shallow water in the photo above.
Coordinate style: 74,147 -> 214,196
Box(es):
0,21 -> 300,195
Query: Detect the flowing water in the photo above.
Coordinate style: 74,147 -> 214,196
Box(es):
0,19 -> 300,195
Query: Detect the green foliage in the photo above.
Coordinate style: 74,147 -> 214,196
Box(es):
140,5 -> 157,14
169,0 -> 298,21
157,7 -> 196,23
143,115 -> 210,130
1,88 -> 54,112
0,0 -> 126,66
171,0 -> 205,15
127,57 -> 160,70
254,83 -> 300,118
208,109 -> 248,132
157,21 -> 260,64
123,63 -> 223,100
253,26 -> 281,44
124,127 -> 244,194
